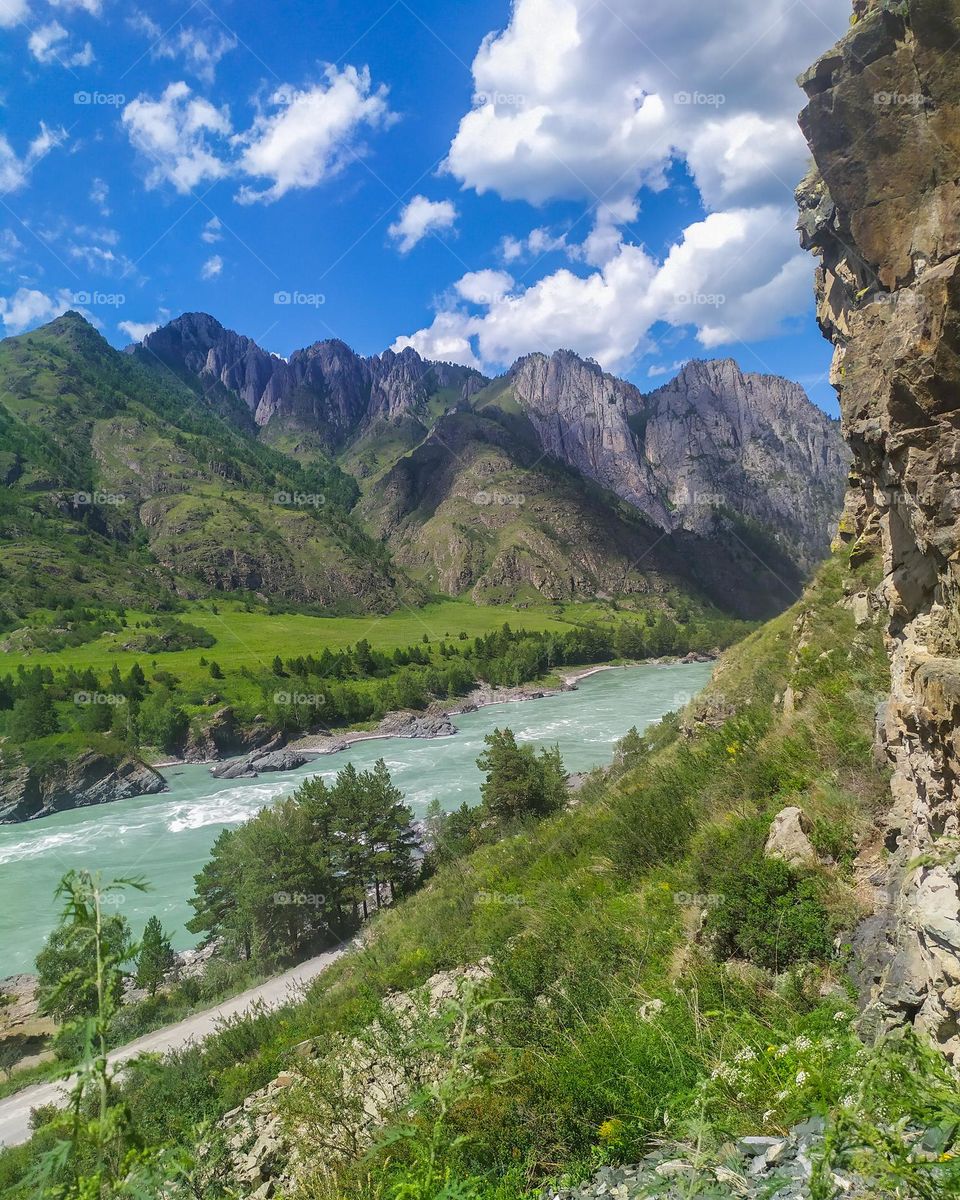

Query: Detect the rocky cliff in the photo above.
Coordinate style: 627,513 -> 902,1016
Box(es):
510,351 -> 848,572
798,0 -> 960,1055
139,314 -> 486,448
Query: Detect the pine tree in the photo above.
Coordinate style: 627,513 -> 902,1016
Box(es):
136,915 -> 174,996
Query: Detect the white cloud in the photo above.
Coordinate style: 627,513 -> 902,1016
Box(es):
395,0 -> 850,375
0,0 -> 28,27
118,319 -> 159,343
455,269 -> 514,306
234,66 -> 394,204
28,20 -> 94,67
90,177 -> 109,214
122,81 -> 231,194
201,216 -> 223,243
0,287 -> 75,334
153,27 -> 238,85
201,254 -> 223,279
388,195 -> 458,253
395,205 -> 807,373
499,226 -> 568,263
446,0 -> 849,210
122,67 -> 394,204
0,229 -> 22,261
0,124 -> 67,194
49,0 -> 103,13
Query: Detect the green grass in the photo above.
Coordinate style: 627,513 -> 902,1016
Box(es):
0,600 -> 616,688
0,548 -> 916,1200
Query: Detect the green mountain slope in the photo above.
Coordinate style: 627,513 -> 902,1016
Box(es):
0,313 -> 411,622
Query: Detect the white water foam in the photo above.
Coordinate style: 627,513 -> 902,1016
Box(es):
165,783 -> 290,833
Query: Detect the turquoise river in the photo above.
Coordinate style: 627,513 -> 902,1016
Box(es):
0,661 -> 713,976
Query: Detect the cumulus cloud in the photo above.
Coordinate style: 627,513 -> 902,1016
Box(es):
49,0 -> 103,13
0,229 -> 22,261
500,226 -> 568,263
395,205 -> 807,373
201,254 -> 223,279
396,0 -> 848,374
388,195 -> 458,253
201,216 -> 223,243
121,67 -> 395,205
0,0 -> 29,27
0,124 -> 67,194
153,26 -> 238,85
122,81 -> 231,194
446,0 -> 847,209
118,318 -> 160,343
0,287 -> 75,334
235,66 -> 394,204
28,20 -> 94,67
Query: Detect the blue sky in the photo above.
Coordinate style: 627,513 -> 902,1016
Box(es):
0,0 -> 850,412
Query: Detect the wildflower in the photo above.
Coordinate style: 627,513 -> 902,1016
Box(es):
776,1089 -> 789,1102
598,1119 -> 624,1144
796,1070 -> 808,1086
776,1044 -> 790,1058
834,1011 -> 849,1022
793,1035 -> 813,1052
735,1047 -> 757,1063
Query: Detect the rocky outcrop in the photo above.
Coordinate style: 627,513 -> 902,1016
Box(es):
765,806 -> 819,869
209,962 -> 493,1195
139,315 -> 487,448
798,0 -> 960,1056
210,746 -> 312,780
510,351 -> 849,572
0,751 -> 167,824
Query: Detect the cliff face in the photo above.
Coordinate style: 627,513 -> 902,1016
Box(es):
140,315 -> 486,447
510,351 -> 848,570
798,0 -> 960,1054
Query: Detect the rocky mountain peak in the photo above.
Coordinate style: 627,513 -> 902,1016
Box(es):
140,314 -> 488,447
507,346 -> 848,570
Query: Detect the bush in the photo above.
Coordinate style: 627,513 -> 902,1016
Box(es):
702,851 -> 833,971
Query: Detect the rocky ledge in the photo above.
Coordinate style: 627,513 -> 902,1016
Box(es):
0,751 -> 167,824
798,0 -> 960,1056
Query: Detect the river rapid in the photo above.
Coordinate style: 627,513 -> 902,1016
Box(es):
0,661 -> 713,975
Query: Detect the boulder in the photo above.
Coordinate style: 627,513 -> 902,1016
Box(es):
764,807 -> 818,869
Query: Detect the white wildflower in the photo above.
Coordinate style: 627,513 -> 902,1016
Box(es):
735,1047 -> 757,1062
793,1035 -> 813,1052
834,1011 -> 849,1022
796,1070 -> 808,1086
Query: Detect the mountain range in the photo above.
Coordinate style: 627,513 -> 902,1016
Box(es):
0,310 -> 848,627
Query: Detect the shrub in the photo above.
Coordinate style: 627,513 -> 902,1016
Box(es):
702,852 -> 833,971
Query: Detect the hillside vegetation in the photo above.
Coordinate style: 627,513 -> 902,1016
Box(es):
10,547 -> 952,1199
